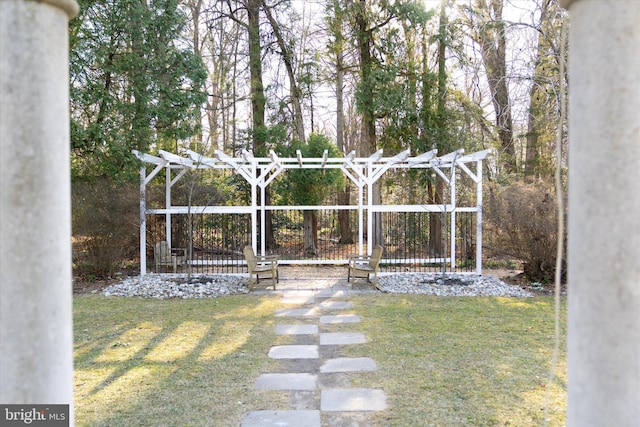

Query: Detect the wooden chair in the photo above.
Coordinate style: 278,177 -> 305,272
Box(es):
348,245 -> 383,286
244,245 -> 278,290
154,241 -> 186,273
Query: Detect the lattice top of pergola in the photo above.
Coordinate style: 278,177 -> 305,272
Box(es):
133,148 -> 491,187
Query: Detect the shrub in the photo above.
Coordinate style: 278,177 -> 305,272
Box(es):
485,181 -> 566,282
72,179 -> 139,278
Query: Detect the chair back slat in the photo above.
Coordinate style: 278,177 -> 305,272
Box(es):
243,246 -> 257,270
155,241 -> 171,262
370,245 -> 383,267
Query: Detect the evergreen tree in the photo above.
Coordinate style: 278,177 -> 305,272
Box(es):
69,0 -> 207,181
276,134 -> 344,256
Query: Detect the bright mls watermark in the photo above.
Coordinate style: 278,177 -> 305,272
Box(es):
1,405 -> 69,426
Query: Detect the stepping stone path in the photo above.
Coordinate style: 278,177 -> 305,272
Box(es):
241,282 -> 387,426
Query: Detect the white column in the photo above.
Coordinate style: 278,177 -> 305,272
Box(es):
358,185 -> 364,256
561,1 -> 640,425
140,166 -> 147,275
0,0 -> 79,416
475,160 -> 483,275
251,164 -> 258,252
165,166 -> 172,248
449,165 -> 456,271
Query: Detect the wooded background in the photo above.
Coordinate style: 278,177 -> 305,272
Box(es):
69,0 -> 567,282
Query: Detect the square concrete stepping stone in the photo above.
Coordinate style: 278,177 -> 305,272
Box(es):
241,410 -> 321,427
254,373 -> 317,390
316,289 -> 348,298
320,357 -> 377,373
268,345 -> 319,359
281,291 -> 317,303
321,388 -> 388,411
275,324 -> 319,335
320,332 -> 366,345
281,295 -> 316,305
320,314 -> 361,324
276,308 -> 317,317
317,301 -> 352,309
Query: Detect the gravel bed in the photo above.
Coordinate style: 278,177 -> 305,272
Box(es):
102,272 -> 532,299
376,273 -> 533,297
102,274 -> 250,299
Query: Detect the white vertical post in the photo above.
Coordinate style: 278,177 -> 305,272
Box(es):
449,165 -> 456,271
260,182 -> 266,255
358,184 -> 364,256
140,166 -> 147,275
475,160 -> 483,275
366,166 -> 373,254
0,0 -> 79,417
251,165 -> 258,252
165,166 -> 172,248
561,1 -> 640,425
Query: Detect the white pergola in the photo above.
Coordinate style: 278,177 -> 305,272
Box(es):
5,1 -> 639,422
134,148 -> 490,276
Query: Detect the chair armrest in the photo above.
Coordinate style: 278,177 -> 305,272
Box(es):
172,248 -> 187,257
256,255 -> 278,265
348,255 -> 371,266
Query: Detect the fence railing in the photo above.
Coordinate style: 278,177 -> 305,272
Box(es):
146,209 -> 476,274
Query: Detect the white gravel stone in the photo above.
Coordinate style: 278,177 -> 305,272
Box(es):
102,274 -> 250,299
376,273 -> 533,297
102,273 -> 532,299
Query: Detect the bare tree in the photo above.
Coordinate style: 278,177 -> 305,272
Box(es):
261,0 -> 306,142
461,0 -> 516,174
524,0 -> 567,180
326,0 -> 355,244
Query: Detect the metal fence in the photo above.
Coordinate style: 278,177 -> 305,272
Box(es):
146,208 -> 476,274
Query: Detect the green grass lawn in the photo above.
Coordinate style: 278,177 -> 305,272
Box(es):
74,294 -> 566,426
343,295 -> 566,426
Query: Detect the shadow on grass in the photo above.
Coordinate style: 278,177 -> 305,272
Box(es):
74,295 -> 288,426
74,294 -> 567,426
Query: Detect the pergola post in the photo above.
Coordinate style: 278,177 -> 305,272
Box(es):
251,164 -> 258,252
475,159 -> 483,275
561,0 -> 640,425
140,166 -> 147,275
166,167 -> 172,250
0,0 -> 79,416
449,158 -> 457,272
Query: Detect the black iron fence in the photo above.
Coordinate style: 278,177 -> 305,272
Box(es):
146,209 -> 476,274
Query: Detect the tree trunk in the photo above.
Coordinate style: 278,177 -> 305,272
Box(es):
247,0 -> 266,150
524,92 -> 540,180
337,189 -> 354,244
186,0 -> 204,146
428,179 -> 444,255
354,0 -> 382,247
354,0 -> 377,157
261,1 -> 305,142
474,0 -> 516,174
332,1 -> 354,244
524,0 -> 552,180
303,210 -> 318,256
247,0 -> 275,248
427,0 -> 447,257
436,0 -> 447,151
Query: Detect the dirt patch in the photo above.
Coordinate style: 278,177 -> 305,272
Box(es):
73,276 -> 121,294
